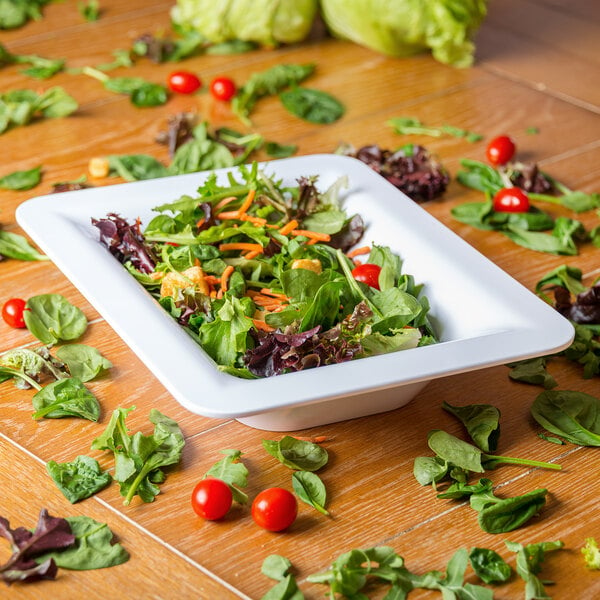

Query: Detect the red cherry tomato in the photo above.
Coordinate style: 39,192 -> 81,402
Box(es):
167,71 -> 202,94
191,478 -> 232,520
486,135 -> 516,166
2,298 -> 27,328
351,263 -> 382,290
210,76 -> 236,101
493,187 -> 530,213
251,488 -> 297,532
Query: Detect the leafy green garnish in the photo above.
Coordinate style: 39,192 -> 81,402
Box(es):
260,555 -> 303,600
91,407 -> 185,505
279,87 -> 344,124
204,449 -> 249,504
582,538 -> 600,570
442,401 -> 500,452
46,455 -> 112,503
262,436 -> 329,472
32,377 -> 100,421
0,165 -> 42,190
292,471 -> 329,515
468,548 -> 512,584
507,357 -> 557,389
387,117 -> 483,142
78,0 -> 100,22
55,344 -> 112,382
0,230 -> 49,261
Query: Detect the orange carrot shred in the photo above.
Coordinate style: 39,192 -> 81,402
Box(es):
218,243 -> 263,253
278,219 -> 299,236
291,229 -> 331,242
220,265 -> 235,292
260,288 -> 289,300
347,245 -> 371,258
196,218 -> 206,229
243,250 -> 261,259
237,189 -> 256,215
215,196 -> 237,211
252,319 -> 275,332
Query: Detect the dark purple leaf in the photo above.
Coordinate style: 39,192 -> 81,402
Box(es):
555,284 -> 600,324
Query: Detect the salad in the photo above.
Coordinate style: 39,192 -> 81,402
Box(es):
93,163 -> 436,378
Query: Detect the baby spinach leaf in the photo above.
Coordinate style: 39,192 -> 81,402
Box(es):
108,154 -> 169,181
537,432 -> 565,445
262,436 -> 328,471
91,407 -> 184,505
413,456 -> 448,486
442,401 -> 500,452
0,346 -> 67,389
507,357 -> 557,389
46,455 -> 112,503
468,547 -> 512,584
55,344 -> 112,382
0,165 -> 41,190
265,141 -> 297,158
24,294 -> 88,345
32,377 -> 100,421
279,87 -> 344,124
436,478 -> 493,500
0,230 -> 49,261
531,389 -> 600,446
292,471 -> 329,515
472,488 -> 548,534
205,449 -> 249,504
35,516 -> 128,570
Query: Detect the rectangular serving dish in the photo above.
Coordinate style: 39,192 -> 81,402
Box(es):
16,154 -> 574,431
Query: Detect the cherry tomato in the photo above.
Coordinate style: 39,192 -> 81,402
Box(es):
251,488 -> 297,532
351,263 -> 382,290
191,478 -> 232,520
486,135 -> 516,166
2,298 -> 27,328
210,76 -> 236,101
493,187 -> 530,213
167,71 -> 202,94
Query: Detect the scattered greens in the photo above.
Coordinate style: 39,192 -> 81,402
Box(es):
0,229 -> 49,261
78,0 -> 100,22
263,436 -> 328,472
0,509 -> 127,584
0,165 -> 42,190
232,63 -> 315,124
204,449 -> 249,504
0,346 -> 67,390
24,293 -> 88,345
55,344 -> 112,382
531,390 -> 600,446
0,0 -> 52,30
468,547 -> 512,584
505,539 -> 564,600
82,66 -> 168,107
260,554 -> 303,600
46,455 -> 112,503
507,357 -> 558,389
582,538 -> 600,570
91,407 -> 185,505
0,87 -> 78,135
442,401 -> 500,452
32,377 -> 100,421
292,471 -> 328,515
279,87 -> 345,124
387,117 -> 483,142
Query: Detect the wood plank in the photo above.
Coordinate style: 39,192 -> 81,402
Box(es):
0,435 -> 245,599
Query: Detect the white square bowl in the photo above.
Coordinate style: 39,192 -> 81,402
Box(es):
16,154 -> 574,431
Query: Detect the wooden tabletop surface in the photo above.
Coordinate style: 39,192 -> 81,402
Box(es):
1,1 -> 599,598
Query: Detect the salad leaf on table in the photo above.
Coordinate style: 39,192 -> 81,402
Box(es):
260,554 -> 304,600
279,87 -> 345,124
468,547 -> 512,584
204,449 -> 249,504
0,0 -> 52,30
46,455 -> 112,503
442,401 -> 500,452
0,229 -> 49,261
0,346 -> 67,390
32,377 -> 101,421
507,357 -> 558,389
0,165 -> 42,190
55,344 -> 112,382
292,471 -> 329,515
387,116 -> 483,142
262,436 -> 328,471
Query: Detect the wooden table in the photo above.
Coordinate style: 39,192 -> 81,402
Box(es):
1,1 -> 599,597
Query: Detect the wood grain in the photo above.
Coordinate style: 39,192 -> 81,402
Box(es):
1,1 -> 599,598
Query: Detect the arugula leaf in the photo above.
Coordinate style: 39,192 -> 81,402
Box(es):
55,344 -> 112,382
32,377 -> 100,421
92,407 -> 185,505
232,63 -> 315,125
265,141 -> 297,158
442,401 -> 501,452
46,455 -> 112,503
292,471 -> 329,515
108,154 -> 169,181
0,230 -> 48,261
387,117 -> 483,142
260,555 -> 304,600
205,449 -> 249,504
34,516 -> 128,570
262,436 -> 328,471
413,456 -> 448,486
505,539 -> 563,600
24,293 -> 88,345
279,87 -> 344,124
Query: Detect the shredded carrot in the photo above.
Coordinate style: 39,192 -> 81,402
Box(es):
216,289 -> 224,299
196,217 -> 206,229
204,275 -> 219,285
194,258 -> 201,267
218,243 -> 263,253
307,238 -> 318,245
278,219 -> 299,236
215,196 -> 237,211
220,265 -> 234,292
210,290 -> 217,299
291,229 -> 331,242
216,210 -> 241,220
347,245 -> 371,258
260,288 -> 289,300
239,214 -> 267,226
149,272 -> 164,281
252,319 -> 275,332
291,435 -> 329,444
243,250 -> 261,260
352,258 -> 363,266
237,189 -> 256,215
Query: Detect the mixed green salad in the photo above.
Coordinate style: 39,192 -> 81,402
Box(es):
93,164 -> 436,378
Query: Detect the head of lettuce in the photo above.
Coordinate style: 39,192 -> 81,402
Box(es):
320,0 -> 488,68
170,0 -> 487,68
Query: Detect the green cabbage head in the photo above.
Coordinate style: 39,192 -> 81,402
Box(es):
320,0 -> 488,67
171,0 -> 318,46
